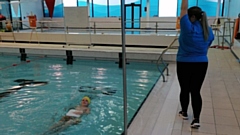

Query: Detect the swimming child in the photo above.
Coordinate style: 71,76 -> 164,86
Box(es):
44,96 -> 91,134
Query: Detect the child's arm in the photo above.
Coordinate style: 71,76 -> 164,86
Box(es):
85,108 -> 90,114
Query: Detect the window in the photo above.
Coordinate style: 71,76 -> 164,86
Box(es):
63,0 -> 77,7
141,0 -> 146,17
78,0 -> 87,6
0,2 -> 10,19
108,0 -> 120,17
92,0 -> 108,17
44,0 -> 63,17
10,1 -> 21,18
177,0 -> 222,17
89,0 -> 93,17
158,0 -> 177,17
140,0 -> 158,17
177,0 -> 197,16
150,0 -> 159,17
198,0 -> 217,17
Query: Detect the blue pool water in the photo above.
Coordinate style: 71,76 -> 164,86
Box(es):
0,55 -> 161,135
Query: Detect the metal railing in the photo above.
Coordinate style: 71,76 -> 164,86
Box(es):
156,30 -> 179,82
1,20 -> 178,34
222,19 -> 235,47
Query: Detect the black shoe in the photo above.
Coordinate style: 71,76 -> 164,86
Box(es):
191,119 -> 200,128
179,111 -> 188,120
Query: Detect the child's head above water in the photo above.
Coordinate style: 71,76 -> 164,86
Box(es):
81,96 -> 91,107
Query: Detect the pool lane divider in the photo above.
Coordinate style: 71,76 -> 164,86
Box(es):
0,48 -> 46,70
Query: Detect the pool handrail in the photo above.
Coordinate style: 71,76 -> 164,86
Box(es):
156,30 -> 179,82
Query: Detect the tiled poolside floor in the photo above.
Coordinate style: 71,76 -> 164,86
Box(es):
128,48 -> 240,135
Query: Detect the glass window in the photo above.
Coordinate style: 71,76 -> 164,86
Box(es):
108,0 -> 141,17
78,0 -> 87,6
109,0 -> 120,17
92,0 -> 107,17
0,1 -> 10,19
63,0 -> 77,7
198,0 -> 218,17
177,0 -> 222,17
89,0 -> 93,17
219,0 -> 223,16
150,0 -> 159,17
222,0 -> 228,16
141,0 -> 146,17
43,0 -> 63,17
125,0 -> 140,4
10,1 -> 21,18
141,0 -> 159,17
177,0 -> 197,16
158,0 -> 177,17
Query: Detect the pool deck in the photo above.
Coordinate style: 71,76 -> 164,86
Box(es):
128,48 -> 240,135
0,42 -> 178,62
0,39 -> 240,135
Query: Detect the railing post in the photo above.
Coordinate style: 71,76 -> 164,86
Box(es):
228,18 -> 232,45
222,22 -> 226,50
17,20 -> 19,32
155,22 -> 158,34
231,20 -> 236,46
40,22 -> 42,33
94,22 -> 96,34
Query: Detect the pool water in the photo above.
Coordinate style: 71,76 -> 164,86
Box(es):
0,55 -> 161,135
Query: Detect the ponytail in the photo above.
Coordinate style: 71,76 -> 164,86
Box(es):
200,12 -> 209,41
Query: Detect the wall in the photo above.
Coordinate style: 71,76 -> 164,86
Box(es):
20,0 -> 44,28
227,0 -> 240,18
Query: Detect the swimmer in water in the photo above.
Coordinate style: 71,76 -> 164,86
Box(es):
44,96 -> 91,134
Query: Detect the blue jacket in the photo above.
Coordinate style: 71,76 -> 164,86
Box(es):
177,14 -> 214,62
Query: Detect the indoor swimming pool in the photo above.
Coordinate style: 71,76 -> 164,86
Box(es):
0,55 -> 162,135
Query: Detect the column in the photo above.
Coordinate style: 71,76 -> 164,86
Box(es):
87,0 -> 90,17
146,0 -> 150,28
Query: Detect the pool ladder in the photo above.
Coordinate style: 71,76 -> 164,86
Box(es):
157,31 -> 179,82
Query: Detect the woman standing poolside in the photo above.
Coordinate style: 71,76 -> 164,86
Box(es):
177,0 -> 214,129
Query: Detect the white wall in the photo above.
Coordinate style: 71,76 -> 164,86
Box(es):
227,0 -> 240,18
20,0 -> 44,28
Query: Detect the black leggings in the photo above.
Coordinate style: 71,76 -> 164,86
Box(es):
177,62 -> 208,119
